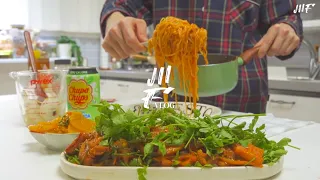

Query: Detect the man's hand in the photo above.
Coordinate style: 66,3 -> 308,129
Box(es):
256,23 -> 300,58
102,12 -> 148,60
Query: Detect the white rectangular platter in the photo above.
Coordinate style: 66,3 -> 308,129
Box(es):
60,152 -> 284,180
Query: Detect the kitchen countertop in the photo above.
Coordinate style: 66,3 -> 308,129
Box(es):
99,69 -> 320,96
269,78 -> 320,94
99,69 -> 152,82
0,58 -> 56,64
0,57 -> 78,64
269,89 -> 320,98
1,94 -> 320,180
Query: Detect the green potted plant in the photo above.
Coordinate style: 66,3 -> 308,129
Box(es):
57,36 -> 83,66
57,36 -> 72,58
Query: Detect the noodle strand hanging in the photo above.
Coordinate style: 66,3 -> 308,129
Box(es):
148,16 -> 208,109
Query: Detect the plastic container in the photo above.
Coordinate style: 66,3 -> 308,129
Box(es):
9,28 -> 25,58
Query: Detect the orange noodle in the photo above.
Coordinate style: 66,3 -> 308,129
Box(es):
148,16 -> 208,109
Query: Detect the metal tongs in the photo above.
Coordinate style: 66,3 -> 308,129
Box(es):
130,42 -> 156,65
142,41 -> 148,48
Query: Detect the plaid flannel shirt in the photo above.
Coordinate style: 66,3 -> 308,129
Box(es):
100,0 -> 303,114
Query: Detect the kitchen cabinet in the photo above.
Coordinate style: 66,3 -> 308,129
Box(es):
27,0 -> 41,29
28,0 -> 61,31
60,0 -> 78,32
0,0 -> 29,29
63,0 -> 104,33
100,79 -> 158,102
42,0 -> 61,31
88,0 -> 105,33
78,0 -> 91,33
60,0 -> 104,33
27,0 -> 104,33
266,94 -> 320,123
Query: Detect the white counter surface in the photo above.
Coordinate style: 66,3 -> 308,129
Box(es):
0,57 -> 77,64
1,94 -> 320,180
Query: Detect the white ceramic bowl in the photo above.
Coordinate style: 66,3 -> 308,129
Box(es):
124,101 -> 222,117
30,132 -> 79,151
60,152 -> 284,180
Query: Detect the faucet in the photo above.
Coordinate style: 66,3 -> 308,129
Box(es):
303,38 -> 320,80
147,25 -> 154,39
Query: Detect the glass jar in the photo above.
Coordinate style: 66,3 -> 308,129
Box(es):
54,59 -> 71,70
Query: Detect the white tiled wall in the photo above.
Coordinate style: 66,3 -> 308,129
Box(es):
75,37 -> 100,67
38,31 -> 101,67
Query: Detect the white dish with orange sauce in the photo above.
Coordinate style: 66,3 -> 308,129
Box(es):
30,132 -> 80,151
28,111 -> 96,151
59,102 -> 284,180
124,101 -> 222,118
60,152 -> 284,180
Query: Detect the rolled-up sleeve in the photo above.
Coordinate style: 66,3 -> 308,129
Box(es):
100,0 -> 153,38
259,0 -> 303,60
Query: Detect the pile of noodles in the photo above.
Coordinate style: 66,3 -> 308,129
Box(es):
148,16 -> 208,109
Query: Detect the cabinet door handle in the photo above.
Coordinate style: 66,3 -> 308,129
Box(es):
270,99 -> 296,105
117,84 -> 129,87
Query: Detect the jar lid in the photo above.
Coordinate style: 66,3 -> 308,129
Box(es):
68,67 -> 98,74
54,59 -> 71,65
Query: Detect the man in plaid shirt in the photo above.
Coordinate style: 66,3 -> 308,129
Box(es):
100,0 -> 303,114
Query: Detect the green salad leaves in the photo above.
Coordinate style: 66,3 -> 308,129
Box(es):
91,102 -> 298,180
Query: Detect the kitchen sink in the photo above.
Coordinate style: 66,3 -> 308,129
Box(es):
268,38 -> 320,82
286,67 -> 320,81
268,66 -> 320,81
268,66 -> 320,93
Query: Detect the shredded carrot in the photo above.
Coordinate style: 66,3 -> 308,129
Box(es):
248,144 -> 264,159
179,154 -> 197,162
162,159 -> 173,166
233,144 -> 263,167
217,160 -> 228,167
66,130 -> 268,168
195,150 -> 208,165
166,145 -> 184,156
222,148 -> 235,159
153,156 -> 173,166
196,149 -> 207,158
113,157 -> 117,165
219,157 -> 257,167
148,16 -> 208,109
